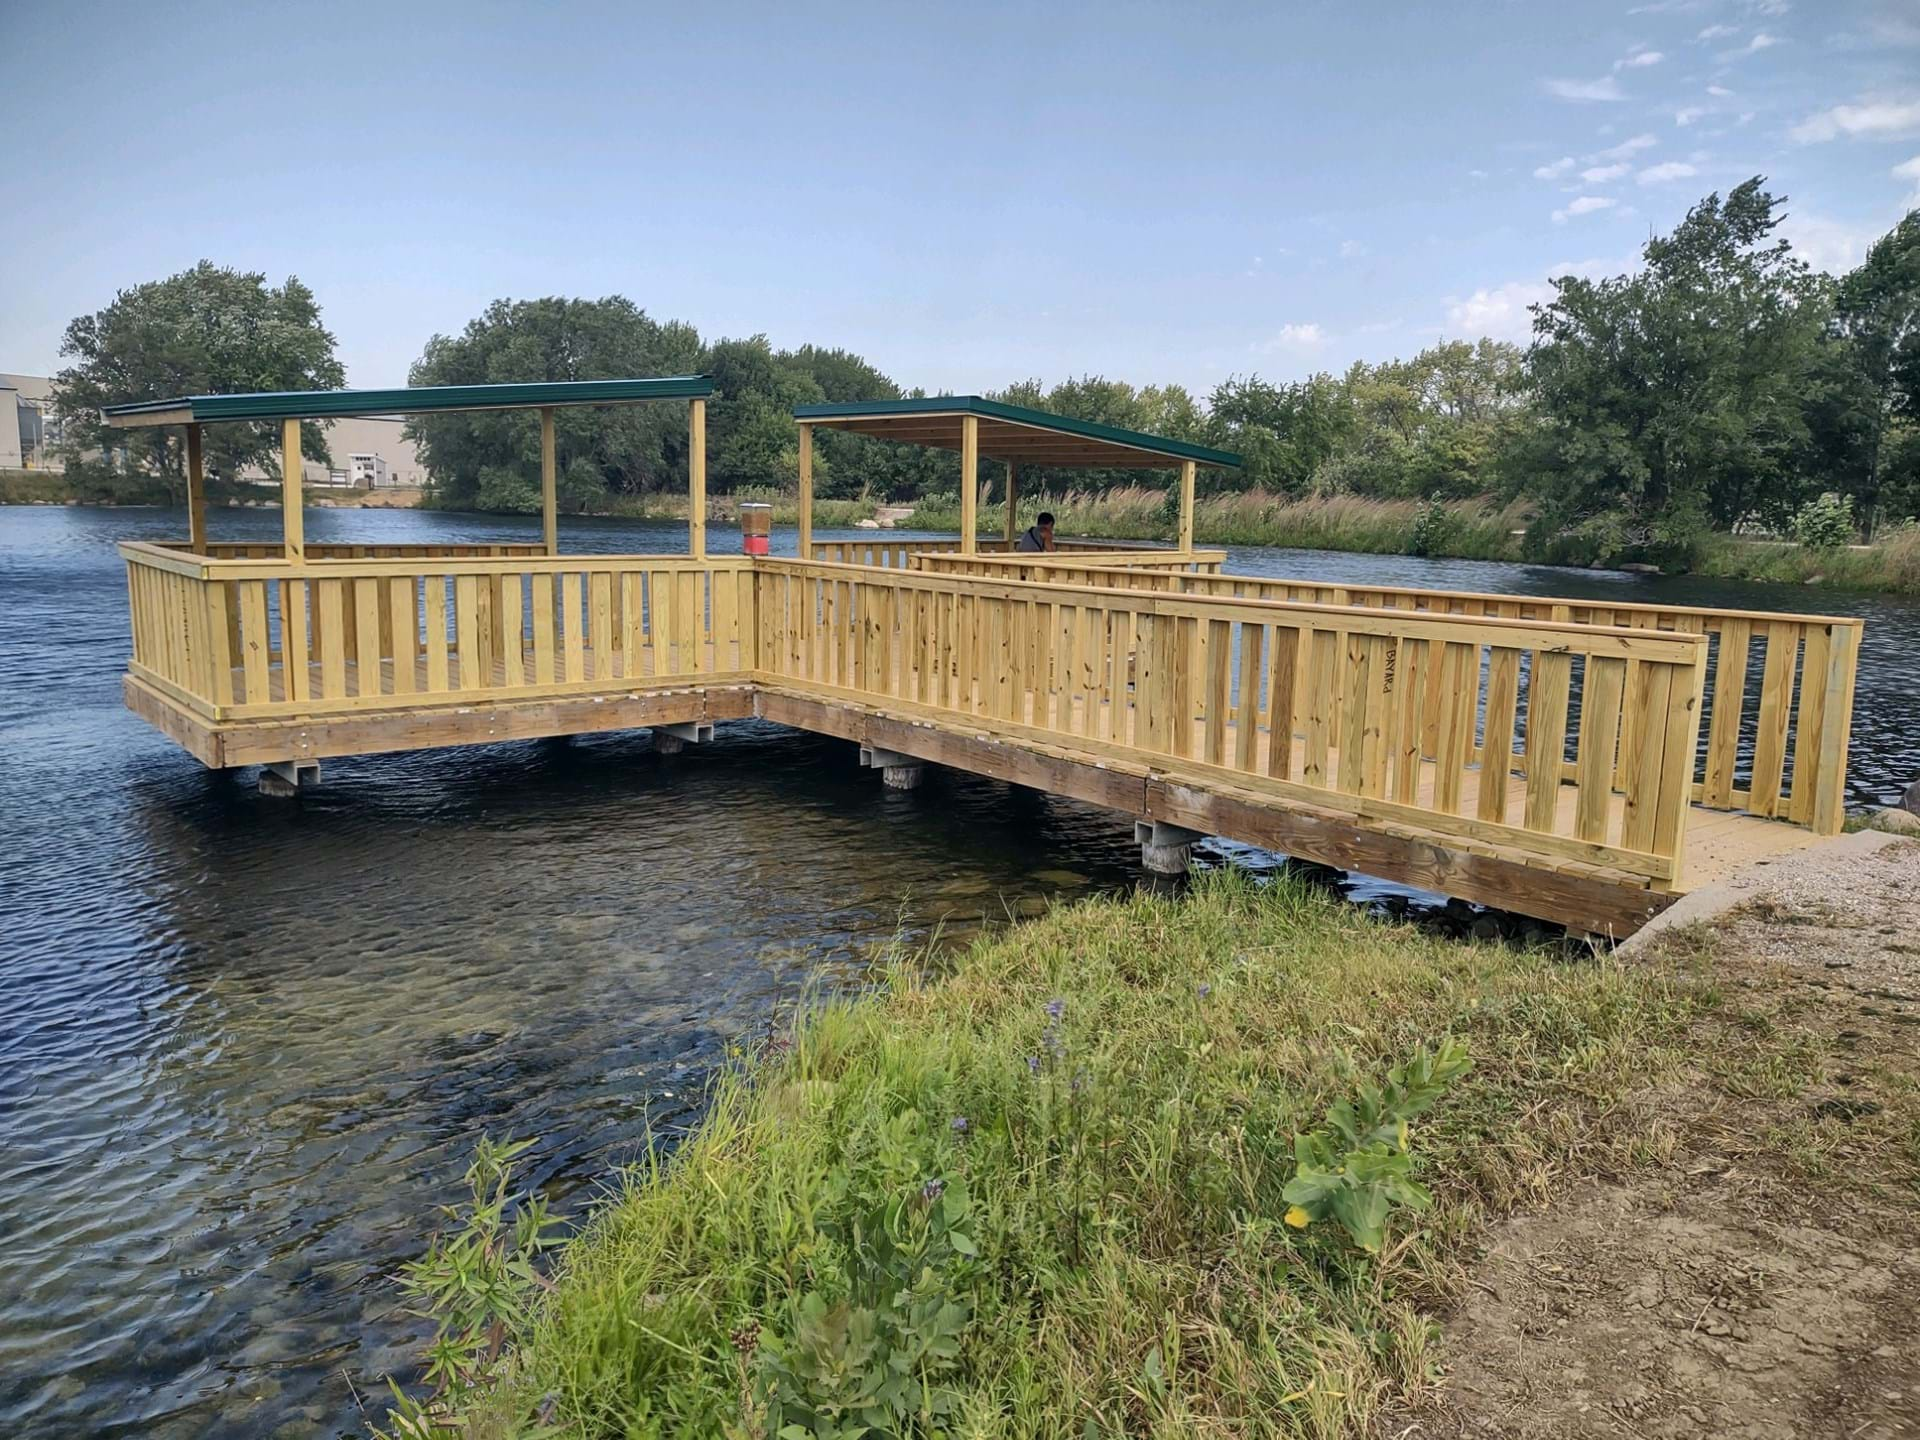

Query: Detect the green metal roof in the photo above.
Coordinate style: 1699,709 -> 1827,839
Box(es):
102,376 -> 714,427
792,395 -> 1241,468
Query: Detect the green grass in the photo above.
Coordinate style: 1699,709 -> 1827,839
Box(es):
401,872 -> 1745,1438
896,489 -> 1530,560
0,466 -> 178,505
1696,525 -> 1920,595
538,491 -> 873,529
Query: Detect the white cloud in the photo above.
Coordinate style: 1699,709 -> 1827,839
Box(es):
1444,281 -> 1555,344
1869,13 -> 1920,47
1468,167 -> 1490,179
1591,132 -> 1659,161
1707,84 -> 1734,97
1545,76 -> 1626,102
1615,48 -> 1665,70
1582,162 -> 1632,183
1675,106 -> 1707,125
1777,211 -> 1885,274
1255,323 -> 1326,353
1638,161 -> 1700,184
1534,155 -> 1577,179
1791,98 -> 1920,143
1696,23 -> 1738,41
1338,239 -> 1366,259
1745,31 -> 1782,52
1896,155 -> 1920,202
1440,254 -> 1631,343
1553,195 -> 1619,223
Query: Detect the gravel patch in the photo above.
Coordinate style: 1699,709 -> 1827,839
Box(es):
1623,832 -> 1920,995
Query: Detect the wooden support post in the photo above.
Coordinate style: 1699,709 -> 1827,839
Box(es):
1003,461 -> 1018,545
540,407 -> 558,556
688,397 -> 707,560
797,422 -> 813,560
186,423 -> 207,553
959,414 -> 979,555
280,417 -> 304,563
1177,459 -> 1196,554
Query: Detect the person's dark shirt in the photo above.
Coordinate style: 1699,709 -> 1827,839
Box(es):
1014,526 -> 1050,552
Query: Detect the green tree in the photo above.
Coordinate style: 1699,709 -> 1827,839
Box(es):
1332,340 -> 1526,499
1832,209 -> 1920,533
406,302 -> 947,508
983,375 -> 1209,497
53,261 -> 345,495
1515,179 -> 1835,560
406,296 -> 702,510
1205,373 -> 1356,494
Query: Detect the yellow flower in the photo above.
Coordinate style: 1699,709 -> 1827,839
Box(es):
1284,1205 -> 1311,1229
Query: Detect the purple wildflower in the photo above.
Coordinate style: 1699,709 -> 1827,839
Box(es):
1196,982 -> 1212,999
921,1177 -> 946,1204
950,1115 -> 970,1134
1026,1054 -> 1042,1076
1045,997 -> 1066,1022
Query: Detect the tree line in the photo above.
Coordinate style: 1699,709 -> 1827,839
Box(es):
52,178 -> 1919,566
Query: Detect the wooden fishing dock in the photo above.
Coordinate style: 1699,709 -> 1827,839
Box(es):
107,383 -> 1863,938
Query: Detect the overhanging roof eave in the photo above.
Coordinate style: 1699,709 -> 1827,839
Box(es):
101,376 -> 715,428
792,395 -> 1242,469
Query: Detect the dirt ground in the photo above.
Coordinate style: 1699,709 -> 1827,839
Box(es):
1394,837 -> 1920,1440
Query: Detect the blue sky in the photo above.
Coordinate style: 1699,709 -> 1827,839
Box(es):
4,0 -> 1917,396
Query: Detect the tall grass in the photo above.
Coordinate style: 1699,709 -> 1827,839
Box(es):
400,872 -> 1723,1438
901,487 -> 1530,559
587,490 -> 871,528
1,466 -> 177,506
1697,525 -> 1920,595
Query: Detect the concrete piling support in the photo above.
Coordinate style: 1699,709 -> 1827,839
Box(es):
1134,820 -> 1204,877
259,759 -> 320,797
859,744 -> 926,791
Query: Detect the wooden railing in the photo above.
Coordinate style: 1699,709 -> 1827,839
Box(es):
753,560 -> 1710,886
121,542 -> 754,720
1009,564 -> 1863,835
808,537 -> 1204,569
915,550 -> 1227,578
810,539 -> 959,568
156,540 -> 552,561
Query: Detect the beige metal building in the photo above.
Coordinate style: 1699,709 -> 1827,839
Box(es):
302,416 -> 425,487
0,373 -> 64,470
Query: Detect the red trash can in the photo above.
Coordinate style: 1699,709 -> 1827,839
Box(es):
739,502 -> 772,556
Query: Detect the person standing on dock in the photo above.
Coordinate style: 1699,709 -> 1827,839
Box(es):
1015,511 -> 1057,552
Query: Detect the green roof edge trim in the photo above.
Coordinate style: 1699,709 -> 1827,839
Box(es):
791,395 -> 1242,468
103,376 -> 714,424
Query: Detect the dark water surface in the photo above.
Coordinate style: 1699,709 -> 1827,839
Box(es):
2,505 -> 1914,1438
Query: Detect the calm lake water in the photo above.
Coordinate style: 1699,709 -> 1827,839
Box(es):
2,504 -> 1915,1439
